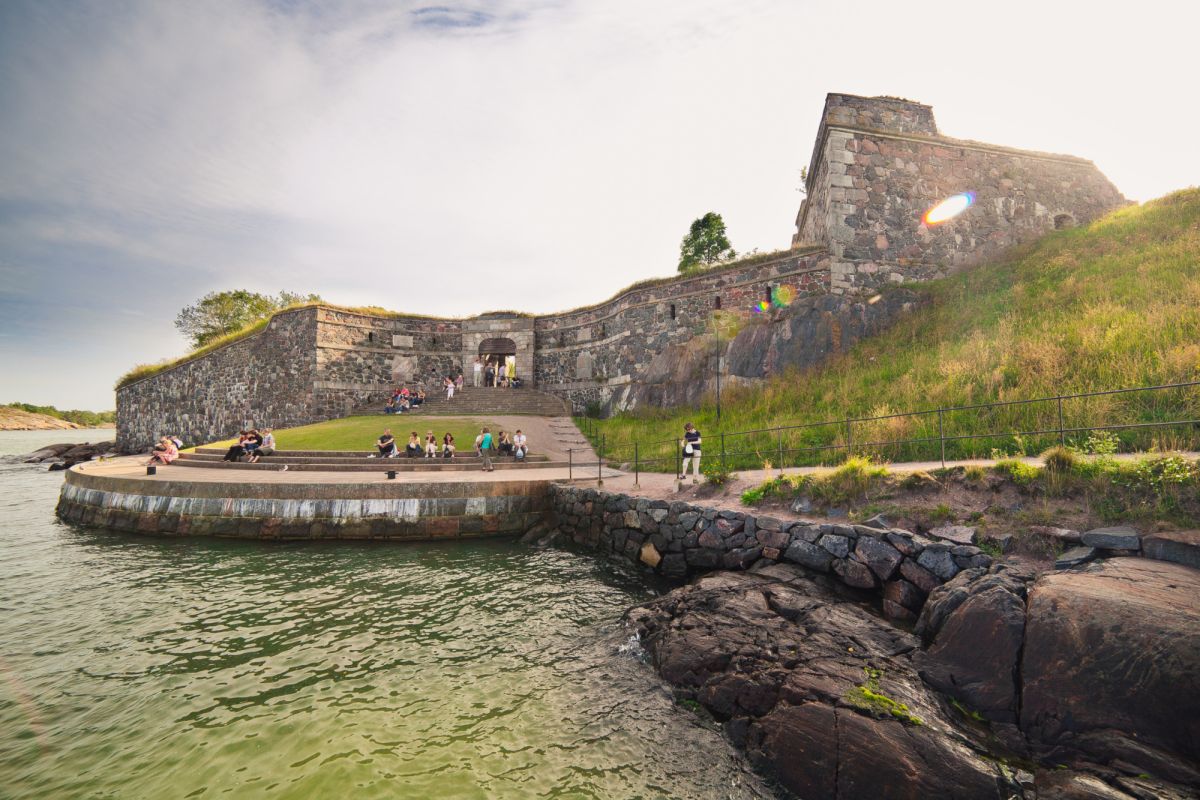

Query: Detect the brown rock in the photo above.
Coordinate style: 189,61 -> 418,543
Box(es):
1141,529 -> 1200,570
1021,559 -> 1200,786
639,541 -> 662,568
855,536 -> 904,581
883,579 -> 926,612
900,558 -> 941,593
833,556 -> 878,589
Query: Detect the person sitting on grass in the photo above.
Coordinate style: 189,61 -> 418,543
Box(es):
247,429 -> 275,463
406,431 -> 422,458
146,436 -> 178,466
512,429 -> 527,460
376,429 -> 396,458
442,432 -> 455,459
424,431 -> 437,458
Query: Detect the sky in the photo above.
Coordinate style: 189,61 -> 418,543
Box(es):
1,0 -> 1197,411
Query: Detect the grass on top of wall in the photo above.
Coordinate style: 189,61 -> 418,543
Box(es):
586,188 -> 1200,469
201,415 -> 500,452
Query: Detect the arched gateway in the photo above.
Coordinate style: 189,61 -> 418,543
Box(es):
461,317 -> 535,387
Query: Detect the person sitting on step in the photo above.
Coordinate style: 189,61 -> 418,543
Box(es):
406,431 -> 422,458
442,432 -> 456,459
146,436 -> 179,466
223,431 -> 249,462
424,431 -> 437,457
512,429 -> 527,460
247,429 -> 275,463
376,429 -> 397,458
497,430 -> 513,456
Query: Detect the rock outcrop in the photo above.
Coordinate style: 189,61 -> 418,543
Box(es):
627,565 -> 1016,799
22,441 -> 118,469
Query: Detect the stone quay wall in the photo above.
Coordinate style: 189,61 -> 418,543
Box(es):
532,250 -> 830,412
548,484 -> 993,622
117,308 -> 320,452
56,468 -> 549,541
794,93 -> 1126,294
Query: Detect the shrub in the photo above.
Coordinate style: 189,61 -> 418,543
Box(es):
993,459 -> 1040,487
963,465 -> 987,483
701,460 -> 734,486
1041,445 -> 1078,473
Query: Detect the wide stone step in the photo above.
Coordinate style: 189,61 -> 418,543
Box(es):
171,458 -> 570,472
187,450 -> 549,463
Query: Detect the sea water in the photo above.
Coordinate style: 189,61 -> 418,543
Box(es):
0,430 -> 771,799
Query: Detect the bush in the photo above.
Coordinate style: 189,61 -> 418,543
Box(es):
701,460 -> 734,486
994,459 -> 1040,487
1041,445 -> 1078,473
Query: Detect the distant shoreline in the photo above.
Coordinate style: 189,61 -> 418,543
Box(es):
0,407 -> 117,432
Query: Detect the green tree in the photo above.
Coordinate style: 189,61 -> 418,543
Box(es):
174,290 -> 322,348
678,212 -> 736,273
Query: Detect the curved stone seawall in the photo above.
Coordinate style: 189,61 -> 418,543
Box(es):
548,485 -> 993,621
57,468 -> 548,541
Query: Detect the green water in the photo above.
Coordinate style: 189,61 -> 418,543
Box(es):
0,431 -> 771,799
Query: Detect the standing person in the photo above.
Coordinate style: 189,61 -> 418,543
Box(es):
445,375 -> 455,401
506,357 -> 516,387
484,362 -> 495,388
406,431 -> 422,458
425,430 -> 437,457
473,357 -> 483,387
475,427 -> 494,472
455,372 -> 464,392
248,429 -> 275,463
376,429 -> 397,458
442,432 -> 456,459
512,429 -> 527,460
679,422 -> 702,483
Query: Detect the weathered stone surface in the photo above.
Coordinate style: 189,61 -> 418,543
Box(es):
855,536 -> 903,581
1080,525 -> 1141,551
626,566 -> 1014,800
1141,530 -> 1200,569
1021,559 -> 1200,787
639,541 -> 661,568
916,546 -> 959,581
929,524 -> 977,545
833,556 -> 877,589
1029,525 -> 1082,544
900,558 -> 941,593
697,529 -> 723,550
783,540 -> 833,572
755,529 -> 789,551
1055,546 -> 1096,569
883,579 -> 925,612
818,533 -> 850,558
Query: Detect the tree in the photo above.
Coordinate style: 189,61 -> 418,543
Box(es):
678,212 -> 736,273
174,290 -> 323,348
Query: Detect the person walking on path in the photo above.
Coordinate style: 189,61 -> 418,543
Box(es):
473,357 -> 483,388
678,422 -> 702,483
445,375 -> 455,401
476,427 -> 495,472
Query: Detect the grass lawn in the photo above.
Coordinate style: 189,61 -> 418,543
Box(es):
587,189 -> 1200,469
202,415 -> 499,451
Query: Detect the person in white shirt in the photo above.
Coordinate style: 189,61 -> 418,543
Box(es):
473,357 -> 483,387
512,430 -> 528,460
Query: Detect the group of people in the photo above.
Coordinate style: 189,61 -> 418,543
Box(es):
373,427 -> 528,471
385,387 -> 426,414
221,428 -> 276,463
473,356 -> 520,389
145,434 -> 184,466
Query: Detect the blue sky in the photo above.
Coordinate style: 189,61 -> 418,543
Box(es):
1,0 -> 1197,411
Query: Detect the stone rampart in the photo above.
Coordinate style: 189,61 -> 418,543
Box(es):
548,484 -> 992,622
56,467 -> 548,540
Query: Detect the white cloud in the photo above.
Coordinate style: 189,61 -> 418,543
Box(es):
0,0 -> 1197,410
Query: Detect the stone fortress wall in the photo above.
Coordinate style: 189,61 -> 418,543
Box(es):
117,93 -> 1125,452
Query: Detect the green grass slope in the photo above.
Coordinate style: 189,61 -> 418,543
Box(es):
591,189 -> 1200,469
202,416 -> 497,452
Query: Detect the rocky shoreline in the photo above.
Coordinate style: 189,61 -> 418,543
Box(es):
542,485 -> 1200,799
22,441 -> 119,470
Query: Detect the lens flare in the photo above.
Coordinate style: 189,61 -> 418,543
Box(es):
923,192 -> 975,225
752,300 -> 771,314
773,285 -> 795,307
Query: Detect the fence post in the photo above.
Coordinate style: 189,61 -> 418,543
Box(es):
676,442 -> 682,484
777,431 -> 784,476
845,418 -> 853,461
568,448 -> 573,481
938,409 -> 946,468
634,441 -> 640,487
1057,396 -> 1065,446
598,434 -> 604,486
720,432 -> 727,475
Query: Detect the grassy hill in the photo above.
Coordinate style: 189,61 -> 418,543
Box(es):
589,189 -> 1200,469
1,403 -> 115,429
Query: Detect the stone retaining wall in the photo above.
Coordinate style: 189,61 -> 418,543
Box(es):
56,468 -> 548,541
548,484 -> 992,621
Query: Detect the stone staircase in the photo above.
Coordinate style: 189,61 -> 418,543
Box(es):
352,387 -> 570,418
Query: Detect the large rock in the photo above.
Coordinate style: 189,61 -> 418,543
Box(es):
1141,530 -> 1200,569
783,539 -> 833,572
1080,525 -> 1141,551
1021,558 -> 1200,787
929,524 -> 977,545
914,565 -> 1033,722
855,536 -> 904,581
625,567 -> 1014,799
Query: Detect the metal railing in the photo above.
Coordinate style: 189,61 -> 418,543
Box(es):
566,380 -> 1200,481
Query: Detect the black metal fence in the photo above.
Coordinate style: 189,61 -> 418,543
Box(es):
568,380 -> 1200,480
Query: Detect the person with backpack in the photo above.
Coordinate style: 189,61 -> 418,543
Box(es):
679,422 -> 702,483
475,427 -> 495,472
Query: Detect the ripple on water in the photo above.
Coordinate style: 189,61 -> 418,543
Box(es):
0,438 -> 774,799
